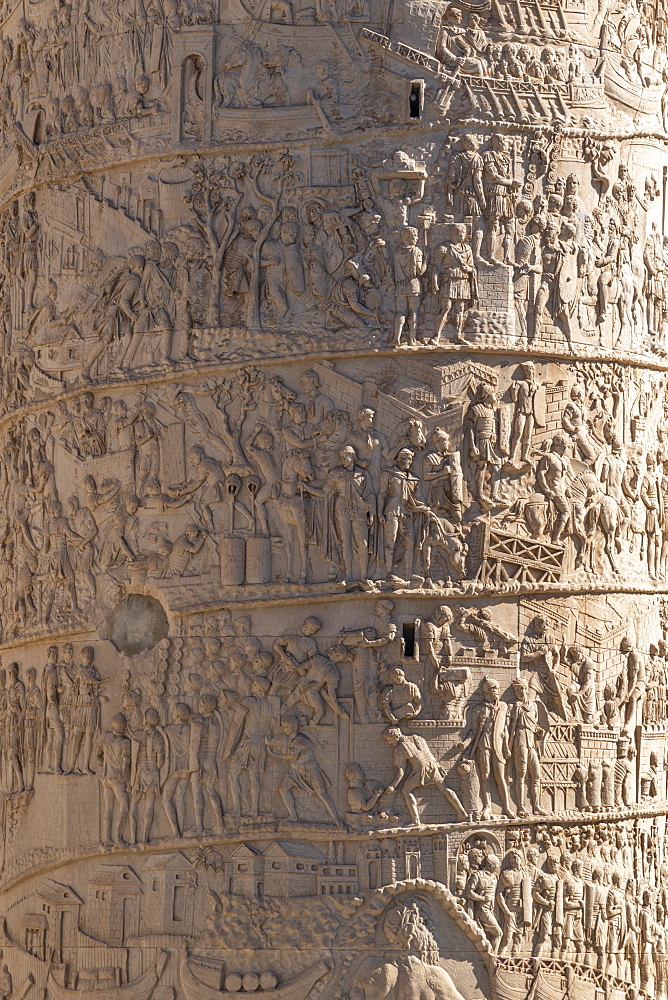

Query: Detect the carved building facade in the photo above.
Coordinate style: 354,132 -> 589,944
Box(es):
0,0 -> 665,997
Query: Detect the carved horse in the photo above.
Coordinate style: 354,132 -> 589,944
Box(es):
275,450 -> 317,584
420,513 -> 468,586
578,488 -> 623,574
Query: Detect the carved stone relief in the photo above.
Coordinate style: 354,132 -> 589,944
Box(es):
0,0 -> 667,994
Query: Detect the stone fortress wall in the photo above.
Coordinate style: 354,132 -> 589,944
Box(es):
0,0 -> 665,997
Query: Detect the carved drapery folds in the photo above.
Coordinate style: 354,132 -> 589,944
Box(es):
0,0 -> 667,997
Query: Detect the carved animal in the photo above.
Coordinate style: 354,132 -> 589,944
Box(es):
581,490 -> 623,573
420,513 -> 468,585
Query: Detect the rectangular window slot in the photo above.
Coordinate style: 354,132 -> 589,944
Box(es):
409,80 -> 424,119
402,622 -> 416,658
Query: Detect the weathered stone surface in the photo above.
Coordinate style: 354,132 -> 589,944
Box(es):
0,0 -> 666,997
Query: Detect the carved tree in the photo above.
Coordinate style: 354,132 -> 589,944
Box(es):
183,156 -> 241,326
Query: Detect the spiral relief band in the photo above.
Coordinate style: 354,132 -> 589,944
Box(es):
0,0 -> 665,998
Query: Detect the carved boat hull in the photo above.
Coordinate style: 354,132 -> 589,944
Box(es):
180,956 -> 330,1000
213,105 -> 323,135
495,969 -> 598,1000
46,952 -> 168,1000
604,59 -> 664,113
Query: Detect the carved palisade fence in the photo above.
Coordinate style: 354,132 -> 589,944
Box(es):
0,0 -> 666,996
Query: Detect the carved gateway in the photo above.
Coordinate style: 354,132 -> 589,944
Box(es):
0,0 -> 667,995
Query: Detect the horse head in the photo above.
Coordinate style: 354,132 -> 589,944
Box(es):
224,40 -> 256,72
283,450 -> 316,484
